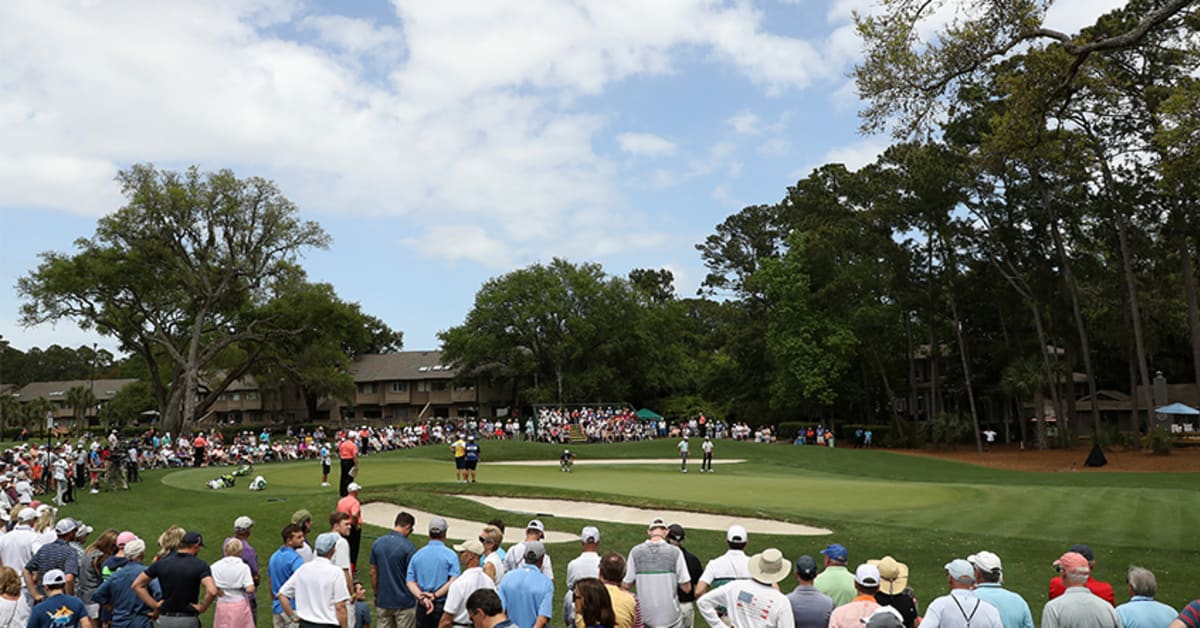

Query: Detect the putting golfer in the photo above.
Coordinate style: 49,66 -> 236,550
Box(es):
697,548 -> 794,628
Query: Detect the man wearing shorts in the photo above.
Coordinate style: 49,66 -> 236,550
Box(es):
463,436 -> 480,484
450,435 -> 467,483
321,444 -> 332,487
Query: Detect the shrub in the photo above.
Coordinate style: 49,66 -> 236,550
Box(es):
1147,427 -> 1173,455
919,413 -> 972,449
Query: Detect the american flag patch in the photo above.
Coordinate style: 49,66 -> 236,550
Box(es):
737,591 -> 755,605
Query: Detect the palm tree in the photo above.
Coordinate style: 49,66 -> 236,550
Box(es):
66,385 -> 97,426
1002,355 -> 1047,449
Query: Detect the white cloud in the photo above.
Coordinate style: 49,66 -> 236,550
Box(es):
728,111 -> 762,135
794,137 -> 889,179
1043,0 -> 1128,34
758,138 -> 791,156
616,132 -> 677,157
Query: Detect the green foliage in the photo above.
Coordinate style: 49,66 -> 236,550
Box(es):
97,381 -> 156,427
1147,427 -> 1174,455
920,413 -> 972,449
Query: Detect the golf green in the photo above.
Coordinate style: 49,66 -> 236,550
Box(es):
55,439 -> 1200,624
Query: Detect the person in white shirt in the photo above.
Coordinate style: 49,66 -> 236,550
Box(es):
677,438 -> 689,473
440,540 -> 495,628
695,526 -> 751,598
921,559 -> 1003,628
503,520 -> 553,580
0,508 -> 41,624
278,532 -> 351,628
563,527 -> 602,627
211,538 -> 255,627
697,548 -> 794,628
700,438 -> 714,473
623,518 -> 691,628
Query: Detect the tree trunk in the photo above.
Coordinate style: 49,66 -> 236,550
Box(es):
1180,235 -> 1200,404
1034,387 -> 1047,448
905,312 -> 919,424
950,297 -> 983,453
1031,312 -> 1054,450
927,237 -> 942,417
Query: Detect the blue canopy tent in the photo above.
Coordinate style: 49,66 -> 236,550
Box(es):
1155,402 -> 1200,415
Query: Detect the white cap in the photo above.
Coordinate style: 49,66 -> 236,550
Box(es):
347,482 -> 362,492
234,516 -> 255,531
855,563 -> 881,586
967,551 -> 1002,574
17,508 -> 37,522
727,525 -> 748,543
580,526 -> 601,544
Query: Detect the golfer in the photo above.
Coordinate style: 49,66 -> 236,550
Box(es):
677,437 -> 689,473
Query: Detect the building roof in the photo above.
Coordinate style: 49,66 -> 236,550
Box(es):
14,379 -> 139,402
351,351 -> 458,382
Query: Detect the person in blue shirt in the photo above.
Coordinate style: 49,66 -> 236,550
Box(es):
269,524 -> 307,628
1116,566 -> 1177,628
355,582 -> 372,628
463,437 -> 481,484
967,551 -> 1034,628
372,511 -> 417,628
466,589 -> 516,628
406,517 -> 460,628
93,539 -> 158,628
29,569 -> 92,628
497,542 -> 553,628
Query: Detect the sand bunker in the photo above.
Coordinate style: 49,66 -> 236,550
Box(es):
361,501 -> 579,543
489,457 -> 746,466
457,495 -> 831,536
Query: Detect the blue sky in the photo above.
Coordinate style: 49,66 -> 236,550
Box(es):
0,0 -> 1119,354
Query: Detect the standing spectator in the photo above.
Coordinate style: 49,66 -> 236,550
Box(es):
498,542 -> 554,628
694,525 -> 750,597
967,551 -> 1033,628
697,548 -> 793,628
339,432 -> 359,497
210,538 -> 255,628
1048,544 -> 1115,605
826,565 -> 881,628
132,531 -> 217,628
225,516 -> 260,623
439,539 -> 494,628
786,555 -> 833,628
338,483 -> 365,572
0,566 -> 25,627
590,554 -> 639,628
0,508 -> 39,616
79,528 -> 117,624
191,433 -> 207,468
24,518 -> 81,600
270,524 -> 308,628
1116,566 -> 1176,628
665,525 -> 701,628
1173,600 -> 1200,628
466,590 -> 513,628
92,538 -> 158,628
869,556 -> 918,628
504,521 -> 554,580
572,579 -> 614,628
28,569 -> 92,628
814,544 -> 855,607
371,512 -> 417,628
292,511 -> 316,562
1042,552 -> 1119,628
480,527 -> 506,585
277,532 -> 351,628
564,527 -> 603,628
407,517 -> 460,628
919,559 -> 1002,628
622,518 -> 690,628
321,443 -> 333,487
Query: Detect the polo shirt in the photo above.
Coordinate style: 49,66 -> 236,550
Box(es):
210,555 -> 254,599
278,556 -> 351,626
698,579 -> 793,628
503,542 -> 554,580
785,585 -> 833,628
28,592 -> 88,628
339,440 -> 358,460
464,443 -> 480,462
443,566 -> 496,624
565,552 -> 601,590
406,540 -> 460,601
972,583 -> 1034,628
1178,600 -> 1200,628
0,525 -> 39,586
222,536 -> 259,576
143,550 -> 212,614
1116,596 -> 1177,628
26,539 -> 81,596
337,495 -> 363,526
498,564 -> 554,628
92,562 -> 160,628
1049,575 -> 1116,605
699,550 -> 750,589
483,552 -> 507,584
269,545 -> 306,614
623,539 -> 689,628
827,595 -> 879,628
813,566 -> 856,608
1042,586 -> 1120,628
677,547 -> 702,604
573,584 -> 638,628
921,589 -> 1003,628
370,531 -> 417,609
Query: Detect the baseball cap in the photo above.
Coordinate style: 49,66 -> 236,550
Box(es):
580,526 -> 601,544
76,524 -> 94,538
855,564 -> 881,586
429,517 -> 448,534
523,540 -> 546,563
17,507 -> 37,522
453,539 -> 485,555
821,543 -> 848,563
42,569 -> 67,587
314,532 -> 340,554
526,519 -> 545,533
124,539 -> 147,559
117,531 -> 138,547
182,531 -> 205,547
795,555 -> 819,580
1053,552 -> 1089,575
863,606 -> 905,628
726,525 -> 748,543
291,509 -> 313,525
967,551 -> 1003,575
234,516 -> 255,531
347,482 -> 362,492
1068,544 -> 1094,562
945,559 -> 976,583
54,518 -> 78,535
647,517 -> 668,531
667,524 -> 686,543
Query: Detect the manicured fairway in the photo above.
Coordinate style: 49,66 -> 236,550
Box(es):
58,439 -> 1200,624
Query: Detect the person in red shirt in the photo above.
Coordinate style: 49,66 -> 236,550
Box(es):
337,433 -> 358,497
1048,543 -> 1115,605
192,432 -> 208,467
337,482 -> 364,573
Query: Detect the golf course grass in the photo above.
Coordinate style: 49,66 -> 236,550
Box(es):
57,439 -> 1200,624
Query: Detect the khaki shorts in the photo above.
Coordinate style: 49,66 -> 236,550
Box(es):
377,606 -> 415,628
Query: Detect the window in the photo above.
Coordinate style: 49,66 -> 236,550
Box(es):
417,381 -> 430,392
359,383 -> 376,394
245,391 -> 259,401
230,392 -> 241,401
455,382 -> 476,392
432,381 -> 448,391
390,381 -> 408,393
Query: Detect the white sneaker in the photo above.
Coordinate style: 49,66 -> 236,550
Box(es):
89,489 -> 99,494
